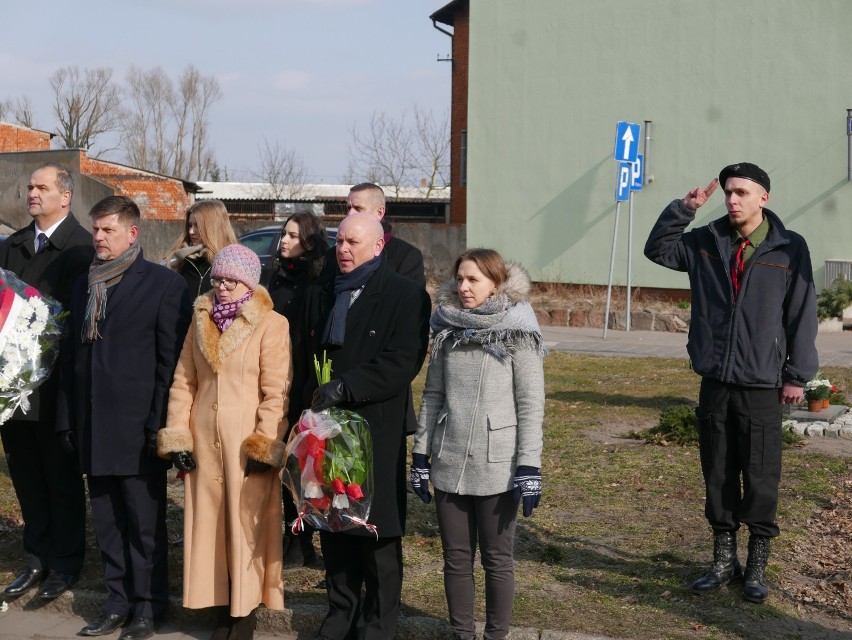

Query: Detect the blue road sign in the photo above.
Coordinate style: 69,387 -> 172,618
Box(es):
616,162 -> 631,201
614,121 -> 640,163
630,154 -> 643,191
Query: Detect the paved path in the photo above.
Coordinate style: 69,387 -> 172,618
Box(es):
541,326 -> 852,367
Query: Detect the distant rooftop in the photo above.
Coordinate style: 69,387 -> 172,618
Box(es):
195,182 -> 449,203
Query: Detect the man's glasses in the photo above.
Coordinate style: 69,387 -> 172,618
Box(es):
210,277 -> 239,291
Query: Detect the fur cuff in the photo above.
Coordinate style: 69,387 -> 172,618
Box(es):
157,428 -> 194,458
243,432 -> 286,468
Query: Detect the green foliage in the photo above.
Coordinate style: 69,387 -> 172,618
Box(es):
632,404 -> 698,446
805,384 -> 831,401
782,428 -> 803,448
816,275 -> 852,321
676,300 -> 691,310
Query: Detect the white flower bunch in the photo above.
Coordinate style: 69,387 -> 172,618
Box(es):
0,269 -> 67,425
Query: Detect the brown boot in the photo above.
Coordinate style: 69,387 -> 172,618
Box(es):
227,608 -> 257,640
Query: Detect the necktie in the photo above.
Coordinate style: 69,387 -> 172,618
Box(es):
36,232 -> 48,254
731,238 -> 751,300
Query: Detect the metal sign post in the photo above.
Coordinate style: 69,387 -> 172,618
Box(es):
626,154 -> 644,331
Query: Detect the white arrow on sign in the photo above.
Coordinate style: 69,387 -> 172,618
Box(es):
621,127 -> 635,161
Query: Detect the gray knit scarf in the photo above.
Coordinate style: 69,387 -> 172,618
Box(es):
430,298 -> 546,361
83,244 -> 141,342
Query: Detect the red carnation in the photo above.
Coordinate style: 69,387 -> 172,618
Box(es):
332,478 -> 345,495
309,496 -> 331,511
23,286 -> 40,299
346,483 -> 364,501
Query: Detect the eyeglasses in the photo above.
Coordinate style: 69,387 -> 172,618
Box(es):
210,277 -> 239,291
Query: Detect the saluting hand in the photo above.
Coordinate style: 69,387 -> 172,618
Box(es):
682,178 -> 719,211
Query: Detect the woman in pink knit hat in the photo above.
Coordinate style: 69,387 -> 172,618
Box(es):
158,244 -> 292,640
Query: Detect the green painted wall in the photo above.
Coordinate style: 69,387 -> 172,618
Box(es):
466,0 -> 852,291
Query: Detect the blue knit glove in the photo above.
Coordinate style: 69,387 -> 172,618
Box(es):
512,465 -> 542,517
409,453 -> 432,504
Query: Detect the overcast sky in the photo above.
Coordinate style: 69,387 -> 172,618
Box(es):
1,0 -> 451,183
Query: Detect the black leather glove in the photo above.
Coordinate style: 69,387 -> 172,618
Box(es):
311,379 -> 350,412
512,465 -> 542,517
409,453 -> 432,504
145,430 -> 159,460
170,451 -> 197,473
245,457 -> 273,476
58,430 -> 76,455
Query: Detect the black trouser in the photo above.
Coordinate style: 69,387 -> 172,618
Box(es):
87,473 -> 169,620
318,532 -> 402,640
697,378 -> 782,538
0,418 -> 86,575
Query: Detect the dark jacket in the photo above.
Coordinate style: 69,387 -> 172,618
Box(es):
296,261 -> 431,537
644,199 -> 818,388
177,254 -> 213,299
268,256 -> 323,427
57,250 -> 192,475
0,214 -> 94,422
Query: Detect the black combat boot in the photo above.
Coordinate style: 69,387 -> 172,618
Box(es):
691,531 -> 743,593
742,535 -> 770,603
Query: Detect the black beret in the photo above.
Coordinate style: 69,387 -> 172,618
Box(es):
719,162 -> 770,193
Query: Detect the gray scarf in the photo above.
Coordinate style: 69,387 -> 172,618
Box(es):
430,298 -> 546,361
83,244 -> 141,342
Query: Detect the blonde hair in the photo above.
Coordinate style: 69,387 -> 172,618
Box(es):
170,199 -> 237,264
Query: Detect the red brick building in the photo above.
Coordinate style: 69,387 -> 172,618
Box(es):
431,0 -> 469,225
0,122 -> 197,229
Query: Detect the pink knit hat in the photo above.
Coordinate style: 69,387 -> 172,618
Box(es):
211,244 -> 261,289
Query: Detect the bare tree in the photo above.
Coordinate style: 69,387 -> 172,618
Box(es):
347,111 -> 415,197
123,65 -> 222,180
253,138 -> 308,199
347,107 -> 449,196
49,66 -> 122,153
413,106 -> 450,196
12,96 -> 34,128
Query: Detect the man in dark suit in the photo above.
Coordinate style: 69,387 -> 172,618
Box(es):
321,183 -> 426,287
0,163 -> 94,600
298,212 -> 430,640
57,196 -> 191,640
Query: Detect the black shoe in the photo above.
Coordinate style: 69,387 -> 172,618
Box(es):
118,616 -> 154,640
743,535 -> 771,604
78,613 -> 127,636
37,570 -> 77,599
3,566 -> 45,597
691,531 -> 742,593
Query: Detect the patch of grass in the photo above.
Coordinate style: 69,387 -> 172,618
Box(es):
2,354 -> 851,639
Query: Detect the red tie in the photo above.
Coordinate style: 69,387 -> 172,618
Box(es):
731,238 -> 751,300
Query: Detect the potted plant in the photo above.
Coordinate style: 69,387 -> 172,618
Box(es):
804,377 -> 832,412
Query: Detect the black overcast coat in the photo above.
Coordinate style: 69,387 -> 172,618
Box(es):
295,260 -> 430,537
57,250 -> 191,476
0,214 -> 94,422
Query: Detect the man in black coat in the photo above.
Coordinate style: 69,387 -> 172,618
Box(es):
0,163 -> 94,600
321,183 -> 426,287
57,196 -> 191,640
298,212 -> 430,640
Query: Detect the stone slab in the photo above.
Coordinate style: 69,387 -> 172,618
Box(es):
788,404 -> 848,423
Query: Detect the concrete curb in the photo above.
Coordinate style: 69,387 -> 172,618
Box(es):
2,588 -> 620,640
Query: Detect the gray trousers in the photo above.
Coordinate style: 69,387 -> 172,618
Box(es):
434,489 -> 518,640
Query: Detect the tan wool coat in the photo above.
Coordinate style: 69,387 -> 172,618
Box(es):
158,287 -> 292,617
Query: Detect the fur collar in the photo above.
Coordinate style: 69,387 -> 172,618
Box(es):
435,262 -> 532,309
194,286 -> 274,372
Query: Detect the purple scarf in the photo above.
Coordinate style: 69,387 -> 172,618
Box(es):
211,290 -> 252,332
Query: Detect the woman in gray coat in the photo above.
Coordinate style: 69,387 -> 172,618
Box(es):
411,248 -> 546,640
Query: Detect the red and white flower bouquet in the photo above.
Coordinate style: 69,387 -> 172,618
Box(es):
0,268 -> 67,424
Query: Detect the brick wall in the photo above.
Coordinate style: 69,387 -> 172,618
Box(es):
448,3 -> 469,225
81,155 -> 190,221
0,123 -> 51,152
